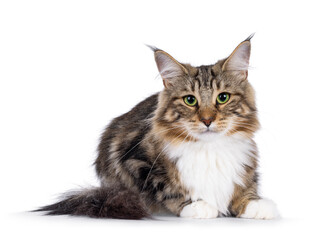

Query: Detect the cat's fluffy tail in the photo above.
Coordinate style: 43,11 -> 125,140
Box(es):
34,185 -> 150,219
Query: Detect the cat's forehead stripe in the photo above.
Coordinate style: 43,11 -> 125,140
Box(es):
194,65 -> 215,89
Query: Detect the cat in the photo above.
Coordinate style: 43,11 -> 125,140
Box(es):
36,35 -> 279,220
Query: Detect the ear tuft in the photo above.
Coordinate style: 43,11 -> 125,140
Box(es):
244,33 -> 255,42
145,44 -> 161,53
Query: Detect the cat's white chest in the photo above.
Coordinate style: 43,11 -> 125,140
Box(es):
166,135 -> 254,215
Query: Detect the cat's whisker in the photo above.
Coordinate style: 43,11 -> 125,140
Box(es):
232,120 -> 255,127
179,131 -> 192,147
230,126 -> 255,133
231,124 -> 256,132
231,120 -> 256,125
231,118 -> 256,124
37,37 -> 279,221
226,127 -> 253,138
141,129 -> 188,191
231,124 -> 255,130
223,121 -> 248,137
228,129 -> 248,137
116,125 -> 184,162
141,115 -> 165,127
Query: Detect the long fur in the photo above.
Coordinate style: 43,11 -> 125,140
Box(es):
36,36 -> 278,220
166,134 -> 255,215
35,185 -> 150,219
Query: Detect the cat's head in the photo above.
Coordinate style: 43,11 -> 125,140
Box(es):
153,35 -> 259,142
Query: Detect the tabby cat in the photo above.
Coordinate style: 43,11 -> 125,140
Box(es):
37,35 -> 279,220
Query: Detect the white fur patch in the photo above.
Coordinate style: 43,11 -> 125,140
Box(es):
180,200 -> 218,219
166,133 -> 254,215
241,199 -> 279,220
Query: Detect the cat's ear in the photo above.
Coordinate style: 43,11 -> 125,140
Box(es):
222,34 -> 253,79
151,47 -> 188,88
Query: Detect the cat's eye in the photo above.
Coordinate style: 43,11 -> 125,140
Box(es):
217,93 -> 230,104
184,95 -> 197,107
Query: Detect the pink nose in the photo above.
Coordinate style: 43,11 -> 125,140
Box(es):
201,118 -> 213,127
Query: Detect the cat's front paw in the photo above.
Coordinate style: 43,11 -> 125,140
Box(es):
180,200 -> 218,219
241,199 -> 279,220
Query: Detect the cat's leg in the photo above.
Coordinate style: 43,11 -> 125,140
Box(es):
155,171 -> 218,218
179,200 -> 219,219
161,195 -> 191,216
240,198 -> 279,220
162,195 -> 218,219
230,184 -> 279,220
155,181 -> 217,218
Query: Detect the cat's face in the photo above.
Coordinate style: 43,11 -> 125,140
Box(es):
153,36 -> 259,142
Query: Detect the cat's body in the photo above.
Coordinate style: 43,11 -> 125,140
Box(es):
37,36 -> 279,220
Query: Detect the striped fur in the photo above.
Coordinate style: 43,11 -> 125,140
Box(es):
36,36 -> 278,219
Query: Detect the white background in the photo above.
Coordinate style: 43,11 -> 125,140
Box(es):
1,0 -> 320,239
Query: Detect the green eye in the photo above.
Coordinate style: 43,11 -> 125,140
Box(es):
217,92 -> 230,104
184,95 -> 197,106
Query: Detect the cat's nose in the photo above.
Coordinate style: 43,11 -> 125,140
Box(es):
201,117 -> 213,127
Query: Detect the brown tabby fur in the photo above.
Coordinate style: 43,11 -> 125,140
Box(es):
36,35 -> 261,219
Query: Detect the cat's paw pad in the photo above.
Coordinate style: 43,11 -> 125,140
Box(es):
241,199 -> 279,220
180,200 -> 218,219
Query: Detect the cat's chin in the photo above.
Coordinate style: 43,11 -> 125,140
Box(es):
193,130 -> 223,142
